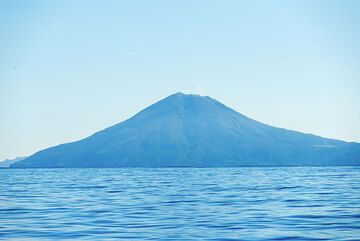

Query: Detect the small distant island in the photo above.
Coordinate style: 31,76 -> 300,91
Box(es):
0,157 -> 26,168
12,93 -> 360,168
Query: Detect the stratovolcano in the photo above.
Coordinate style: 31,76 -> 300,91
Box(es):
12,92 -> 360,167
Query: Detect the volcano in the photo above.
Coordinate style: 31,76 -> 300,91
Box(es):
12,92 -> 360,167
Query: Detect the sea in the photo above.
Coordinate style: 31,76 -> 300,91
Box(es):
0,167 -> 359,240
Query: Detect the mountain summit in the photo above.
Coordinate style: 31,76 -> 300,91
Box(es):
12,93 -> 360,167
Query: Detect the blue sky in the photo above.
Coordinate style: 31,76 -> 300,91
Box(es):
0,0 -> 359,160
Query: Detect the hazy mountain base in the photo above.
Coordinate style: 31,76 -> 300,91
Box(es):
12,93 -> 360,168
1,157 -> 26,168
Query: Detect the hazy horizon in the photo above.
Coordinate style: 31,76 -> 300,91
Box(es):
1,0 -> 360,160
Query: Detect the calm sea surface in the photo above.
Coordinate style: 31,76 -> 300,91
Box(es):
0,167 -> 359,240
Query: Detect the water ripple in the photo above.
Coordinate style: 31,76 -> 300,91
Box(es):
0,166 -> 359,240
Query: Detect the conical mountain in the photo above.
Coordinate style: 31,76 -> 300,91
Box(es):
12,92 -> 360,167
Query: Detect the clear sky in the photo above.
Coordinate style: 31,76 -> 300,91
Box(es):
0,0 -> 359,160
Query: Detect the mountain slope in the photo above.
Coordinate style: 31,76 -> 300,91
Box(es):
12,93 -> 360,167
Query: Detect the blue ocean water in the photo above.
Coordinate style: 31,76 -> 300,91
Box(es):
0,167 -> 359,240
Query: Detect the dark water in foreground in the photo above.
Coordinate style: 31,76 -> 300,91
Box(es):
0,167 -> 359,240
